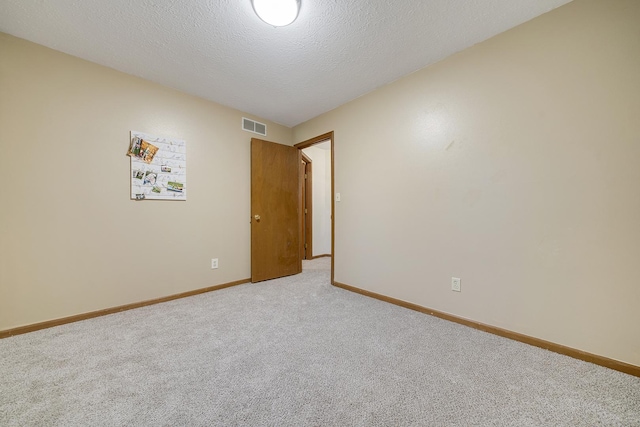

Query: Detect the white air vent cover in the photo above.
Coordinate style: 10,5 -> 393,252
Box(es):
242,117 -> 267,136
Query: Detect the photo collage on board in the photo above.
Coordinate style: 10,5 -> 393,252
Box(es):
128,132 -> 186,200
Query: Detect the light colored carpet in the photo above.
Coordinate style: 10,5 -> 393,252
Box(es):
1,259 -> 639,426
302,256 -> 331,270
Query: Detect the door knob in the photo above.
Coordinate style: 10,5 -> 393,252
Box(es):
254,215 -> 261,221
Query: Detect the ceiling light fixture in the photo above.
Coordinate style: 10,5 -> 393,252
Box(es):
252,0 -> 300,27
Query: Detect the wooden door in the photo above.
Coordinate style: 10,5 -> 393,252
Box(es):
251,138 -> 301,282
299,154 -> 313,260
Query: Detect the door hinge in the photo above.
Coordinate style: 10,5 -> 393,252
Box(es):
305,208 -> 307,214
304,174 -> 307,179
304,243 -> 308,249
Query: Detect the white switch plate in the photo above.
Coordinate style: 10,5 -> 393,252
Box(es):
335,193 -> 341,202
451,277 -> 461,292
211,258 -> 218,269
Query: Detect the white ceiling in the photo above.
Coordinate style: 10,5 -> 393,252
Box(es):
0,0 -> 572,127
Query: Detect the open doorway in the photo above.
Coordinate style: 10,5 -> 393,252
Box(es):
300,142 -> 331,260
294,132 -> 334,284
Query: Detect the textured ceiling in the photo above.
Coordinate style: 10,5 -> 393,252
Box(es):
0,0 -> 572,127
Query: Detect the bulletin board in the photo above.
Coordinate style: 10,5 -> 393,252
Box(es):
128,131 -> 187,200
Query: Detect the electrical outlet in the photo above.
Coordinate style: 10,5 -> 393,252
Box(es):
211,258 -> 218,269
335,193 -> 341,202
451,277 -> 461,292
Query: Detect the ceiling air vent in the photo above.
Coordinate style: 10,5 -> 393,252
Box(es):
242,117 -> 267,136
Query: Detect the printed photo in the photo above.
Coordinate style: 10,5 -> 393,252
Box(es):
167,181 -> 184,192
127,136 -> 143,157
152,186 -> 162,193
140,140 -> 159,163
161,165 -> 172,173
132,170 -> 145,180
143,171 -> 157,186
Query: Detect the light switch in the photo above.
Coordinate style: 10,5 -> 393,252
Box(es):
335,193 -> 341,202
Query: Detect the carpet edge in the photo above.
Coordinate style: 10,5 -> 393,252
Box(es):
332,281 -> 640,378
0,278 -> 251,339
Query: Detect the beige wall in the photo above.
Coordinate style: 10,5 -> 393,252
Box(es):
0,33 -> 292,330
294,0 -> 640,366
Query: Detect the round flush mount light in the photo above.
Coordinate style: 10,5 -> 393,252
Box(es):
252,0 -> 301,27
